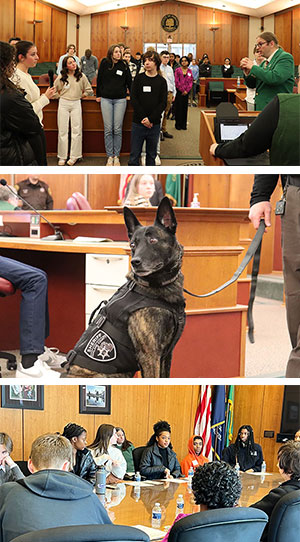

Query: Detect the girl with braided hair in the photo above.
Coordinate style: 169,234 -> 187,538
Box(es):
62,423 -> 96,484
140,420 -> 181,479
222,424 -> 264,472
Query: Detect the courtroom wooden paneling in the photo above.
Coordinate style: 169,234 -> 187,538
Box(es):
88,174 -> 120,209
35,1 -> 52,62
51,8 -> 67,63
143,2 -> 162,44
0,405 -> 23,460
126,7 -> 144,56
15,0 -> 35,42
231,15 -> 249,66
160,0 -> 181,44
91,12 -> 108,61
214,11 -> 232,65
260,386 -> 285,473
196,8 -> 214,61
0,0 -> 15,42
179,4 -> 197,44
14,173 -> 85,210
108,9 -> 127,47
275,10 -> 292,55
292,6 -> 300,65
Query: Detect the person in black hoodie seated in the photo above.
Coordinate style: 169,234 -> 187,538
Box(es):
0,433 -> 111,542
251,440 -> 300,542
62,423 -> 97,484
140,420 -> 181,479
221,57 -> 234,78
0,41 -> 46,165
222,424 -> 264,472
198,57 -> 212,77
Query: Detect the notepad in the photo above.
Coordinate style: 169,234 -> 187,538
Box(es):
133,525 -> 166,540
73,236 -> 113,243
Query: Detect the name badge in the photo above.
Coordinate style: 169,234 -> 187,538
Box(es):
143,86 -> 151,92
188,72 -> 191,76
192,460 -> 198,467
116,70 -> 123,76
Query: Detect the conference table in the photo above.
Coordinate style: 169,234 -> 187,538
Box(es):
99,472 -> 282,535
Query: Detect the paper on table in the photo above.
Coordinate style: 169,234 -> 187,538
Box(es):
133,525 -> 166,540
124,480 -> 164,487
246,472 -> 272,475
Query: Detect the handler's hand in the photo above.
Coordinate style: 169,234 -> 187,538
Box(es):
248,201 -> 272,230
210,143 -> 218,156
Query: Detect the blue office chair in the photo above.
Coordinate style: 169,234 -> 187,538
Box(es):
167,507 -> 268,542
132,446 -> 147,472
10,524 -> 150,542
267,489 -> 300,542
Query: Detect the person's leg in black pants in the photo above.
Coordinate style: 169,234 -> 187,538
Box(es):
128,122 -> 146,165
145,124 -> 160,166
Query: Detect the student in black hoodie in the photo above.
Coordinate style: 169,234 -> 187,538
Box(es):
128,51 -> 167,166
222,424 -> 264,472
96,44 -> 132,166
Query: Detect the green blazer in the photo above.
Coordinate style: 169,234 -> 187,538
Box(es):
244,48 -> 294,111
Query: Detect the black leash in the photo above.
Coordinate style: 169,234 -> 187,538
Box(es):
183,220 -> 266,342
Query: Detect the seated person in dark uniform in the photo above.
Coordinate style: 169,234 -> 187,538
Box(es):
140,420 -> 181,479
15,175 -> 53,210
222,424 -> 263,472
198,57 -> 212,77
251,440 -> 300,542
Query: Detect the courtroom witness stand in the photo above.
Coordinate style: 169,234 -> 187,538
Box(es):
222,425 -> 263,472
0,433 -> 24,485
114,427 -> 135,474
123,173 -> 155,207
89,424 -> 126,482
62,423 -> 97,485
174,57 -> 193,131
139,420 -> 181,480
56,44 -> 81,75
251,440 -> 300,542
96,44 -> 132,166
180,435 -> 209,476
0,41 -> 46,165
12,40 -> 55,164
54,55 -> 93,166
0,433 -> 111,542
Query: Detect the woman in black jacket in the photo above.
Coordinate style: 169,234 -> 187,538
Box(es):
140,420 -> 181,480
62,423 -> 97,485
96,44 -> 132,166
0,41 -> 46,165
221,58 -> 234,78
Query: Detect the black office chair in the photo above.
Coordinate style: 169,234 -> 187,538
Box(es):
267,489 -> 300,542
15,460 -> 31,477
132,446 -> 147,472
167,507 -> 268,542
10,524 -> 150,542
0,277 -> 17,375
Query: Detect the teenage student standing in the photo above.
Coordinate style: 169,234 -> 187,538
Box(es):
174,56 -> 193,130
96,45 -> 132,166
54,56 -> 93,166
128,51 -> 167,166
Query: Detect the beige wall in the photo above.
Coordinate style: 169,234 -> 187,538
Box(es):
248,17 -> 261,56
264,14 -> 275,33
79,15 -> 92,58
67,12 -> 77,50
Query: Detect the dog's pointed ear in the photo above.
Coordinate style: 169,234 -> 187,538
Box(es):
123,206 -> 142,239
154,196 -> 177,235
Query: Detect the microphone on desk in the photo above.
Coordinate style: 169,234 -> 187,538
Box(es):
0,179 -> 64,241
48,69 -> 54,88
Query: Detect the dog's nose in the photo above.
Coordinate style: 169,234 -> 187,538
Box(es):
131,258 -> 141,269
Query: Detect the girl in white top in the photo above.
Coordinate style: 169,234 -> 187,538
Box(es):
89,424 -> 126,480
54,55 -> 93,166
12,40 -> 55,165
123,174 -> 155,207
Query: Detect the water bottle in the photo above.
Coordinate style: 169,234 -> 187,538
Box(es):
187,466 -> 194,488
261,461 -> 266,474
133,484 -> 141,502
237,76 -> 241,87
135,471 -> 141,483
176,494 -> 184,516
95,466 -> 106,495
235,462 -> 240,475
151,502 -> 162,528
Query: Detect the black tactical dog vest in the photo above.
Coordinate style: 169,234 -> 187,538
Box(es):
67,280 -> 186,375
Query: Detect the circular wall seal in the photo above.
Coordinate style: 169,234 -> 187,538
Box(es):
161,14 -> 179,33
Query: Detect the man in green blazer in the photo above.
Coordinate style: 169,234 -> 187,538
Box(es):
240,31 -> 294,111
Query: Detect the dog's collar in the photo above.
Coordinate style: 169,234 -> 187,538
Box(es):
133,269 -> 181,288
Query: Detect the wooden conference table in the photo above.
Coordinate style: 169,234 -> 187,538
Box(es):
100,472 -> 282,533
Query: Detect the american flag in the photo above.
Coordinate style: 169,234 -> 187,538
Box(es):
194,385 -> 212,460
118,174 -> 133,205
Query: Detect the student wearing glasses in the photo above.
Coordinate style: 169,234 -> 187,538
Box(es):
240,32 -> 294,111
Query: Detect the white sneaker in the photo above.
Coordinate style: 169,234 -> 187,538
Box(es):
38,347 -> 66,368
58,159 -> 66,166
16,359 -> 61,379
113,156 -> 120,166
106,157 -> 114,166
155,155 -> 161,166
140,155 -> 146,166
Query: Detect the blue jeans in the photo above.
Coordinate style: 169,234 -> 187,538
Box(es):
128,122 -> 161,166
100,97 -> 127,157
0,256 -> 49,355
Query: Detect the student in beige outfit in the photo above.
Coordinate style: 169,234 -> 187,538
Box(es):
54,56 -> 93,166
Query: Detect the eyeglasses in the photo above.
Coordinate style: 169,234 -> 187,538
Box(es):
256,41 -> 268,48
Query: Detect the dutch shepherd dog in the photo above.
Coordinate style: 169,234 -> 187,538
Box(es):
63,197 -> 186,378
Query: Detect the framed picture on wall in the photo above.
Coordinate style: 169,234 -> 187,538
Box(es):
1,385 -> 44,410
79,385 -> 111,415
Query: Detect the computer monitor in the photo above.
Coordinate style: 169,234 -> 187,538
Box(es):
214,117 -> 254,144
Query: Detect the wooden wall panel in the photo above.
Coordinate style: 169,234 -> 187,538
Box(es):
88,174 -> 120,209
91,13 -> 108,61
179,4 -> 197,44
0,0 -> 15,42
126,7 -> 143,54
0,404 -> 23,459
231,15 -> 249,66
143,3 -> 162,44
14,173 -> 85,210
160,1 -> 180,44
196,7 -> 214,62
35,1 -> 52,62
108,9 -> 126,47
292,6 -> 300,65
214,11 -> 232,65
275,10 -> 292,54
260,386 -> 285,472
15,0 -> 35,42
51,8 -> 67,64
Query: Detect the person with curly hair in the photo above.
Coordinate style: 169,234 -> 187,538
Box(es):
88,424 -> 126,482
114,427 -> 135,473
161,461 -> 242,541
0,41 -> 46,165
139,420 -> 181,479
180,435 -> 209,476
62,423 -> 97,484
222,424 -> 264,472
54,55 -> 93,165
251,440 -> 300,542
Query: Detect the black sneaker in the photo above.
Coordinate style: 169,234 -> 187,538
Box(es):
163,132 -> 173,139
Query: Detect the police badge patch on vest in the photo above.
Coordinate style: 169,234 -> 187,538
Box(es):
84,329 -> 116,361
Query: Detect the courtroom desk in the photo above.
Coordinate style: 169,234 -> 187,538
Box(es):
200,109 -> 260,166
0,238 -> 247,377
198,78 -> 244,107
99,472 -> 283,529
40,89 -> 133,156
